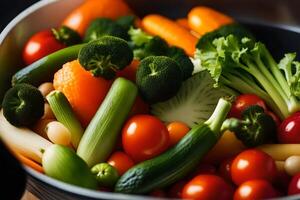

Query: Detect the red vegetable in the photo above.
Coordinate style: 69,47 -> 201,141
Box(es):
168,180 -> 187,198
107,151 -> 134,175
278,112 -> 300,143
288,173 -> 300,195
218,157 -> 234,182
231,149 -> 277,185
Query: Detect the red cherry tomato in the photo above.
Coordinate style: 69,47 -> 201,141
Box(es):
278,112 -> 300,143
129,96 -> 149,117
231,149 -> 277,185
122,115 -> 170,162
288,173 -> 300,195
229,94 -> 267,118
107,151 -> 134,175
167,121 -> 190,146
168,180 -> 187,198
182,175 -> 234,200
234,179 -> 278,200
218,157 -> 234,182
23,30 -> 65,65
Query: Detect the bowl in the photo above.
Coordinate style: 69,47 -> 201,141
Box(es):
1,0 -> 300,199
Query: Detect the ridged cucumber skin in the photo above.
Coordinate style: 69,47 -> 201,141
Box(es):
115,123 -> 218,194
12,44 -> 84,86
77,78 -> 137,167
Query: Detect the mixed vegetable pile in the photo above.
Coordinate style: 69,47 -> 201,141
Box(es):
2,0 -> 300,199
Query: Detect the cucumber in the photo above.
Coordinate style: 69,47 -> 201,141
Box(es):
12,44 -> 84,86
77,78 -> 137,167
42,144 -> 97,189
115,98 -> 231,194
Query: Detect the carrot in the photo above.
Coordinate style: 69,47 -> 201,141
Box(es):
142,14 -> 198,56
53,60 -> 111,127
188,6 -> 234,36
176,18 -> 190,30
15,153 -> 44,173
62,0 -> 132,36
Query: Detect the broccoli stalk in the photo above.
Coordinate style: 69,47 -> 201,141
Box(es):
222,105 -> 276,147
196,35 -> 300,119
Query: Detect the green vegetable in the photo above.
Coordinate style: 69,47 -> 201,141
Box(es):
52,26 -> 82,46
195,34 -> 300,119
12,44 -> 84,86
42,144 -> 98,189
115,98 -> 232,194
2,83 -> 44,127
151,71 -> 236,127
91,163 -> 119,187
78,36 -> 133,79
116,15 -> 136,31
84,18 -> 128,42
167,46 -> 194,80
128,27 -> 169,60
77,78 -> 137,167
222,105 -> 276,147
46,91 -> 84,149
136,56 -> 182,103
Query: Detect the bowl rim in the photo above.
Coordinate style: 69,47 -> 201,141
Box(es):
1,0 -> 300,199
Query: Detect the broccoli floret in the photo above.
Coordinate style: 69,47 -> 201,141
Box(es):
52,26 -> 82,46
78,36 -> 133,79
167,46 -> 194,80
222,105 -> 276,147
116,15 -> 136,31
136,56 -> 182,103
2,83 -> 44,127
84,18 -> 128,42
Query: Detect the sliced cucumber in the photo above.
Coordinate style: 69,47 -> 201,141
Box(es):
151,71 -> 236,127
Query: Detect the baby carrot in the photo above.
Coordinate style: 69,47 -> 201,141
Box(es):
142,14 -> 198,56
15,153 -> 44,173
176,18 -> 190,30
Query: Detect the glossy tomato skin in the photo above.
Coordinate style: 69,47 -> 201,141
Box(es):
278,112 -> 300,143
234,179 -> 278,200
288,173 -> 300,195
107,151 -> 134,175
167,121 -> 190,146
23,30 -> 65,65
229,94 -> 267,119
218,157 -> 234,182
231,149 -> 277,185
122,115 -> 170,162
182,175 -> 234,200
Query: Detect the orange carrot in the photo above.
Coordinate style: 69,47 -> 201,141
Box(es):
188,6 -> 234,36
62,0 -> 132,36
176,18 -> 190,30
142,15 -> 198,56
15,153 -> 44,173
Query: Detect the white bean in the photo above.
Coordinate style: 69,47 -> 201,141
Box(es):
38,82 -> 54,97
284,156 -> 300,176
46,121 -> 71,146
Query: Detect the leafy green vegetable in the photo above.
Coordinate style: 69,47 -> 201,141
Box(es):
222,105 -> 276,147
136,56 -> 182,103
84,18 -> 128,42
2,83 -> 44,126
151,71 -> 236,127
116,15 -> 136,31
91,163 -> 119,187
195,34 -> 300,119
78,36 -> 133,79
52,26 -> 82,46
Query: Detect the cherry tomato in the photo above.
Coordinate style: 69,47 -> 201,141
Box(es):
168,180 -> 187,198
23,30 -> 65,65
218,157 -> 234,182
278,112 -> 300,143
231,149 -> 277,185
150,189 -> 166,197
107,151 -> 134,175
167,121 -> 190,146
122,115 -> 170,162
266,110 -> 281,127
229,94 -> 267,119
288,173 -> 300,195
182,175 -> 234,200
129,96 -> 149,117
234,179 -> 278,200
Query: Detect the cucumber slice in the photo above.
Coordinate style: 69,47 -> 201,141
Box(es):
151,71 -> 236,127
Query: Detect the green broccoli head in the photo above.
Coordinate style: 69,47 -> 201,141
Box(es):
136,56 -> 182,103
84,18 -> 128,42
79,36 -> 133,79
116,15 -> 136,31
2,83 -> 44,127
167,46 -> 194,80
52,26 -> 82,46
222,105 -> 276,147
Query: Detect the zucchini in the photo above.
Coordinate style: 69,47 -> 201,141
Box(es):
42,144 -> 97,189
77,78 -> 137,167
115,98 -> 231,194
12,44 -> 84,86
